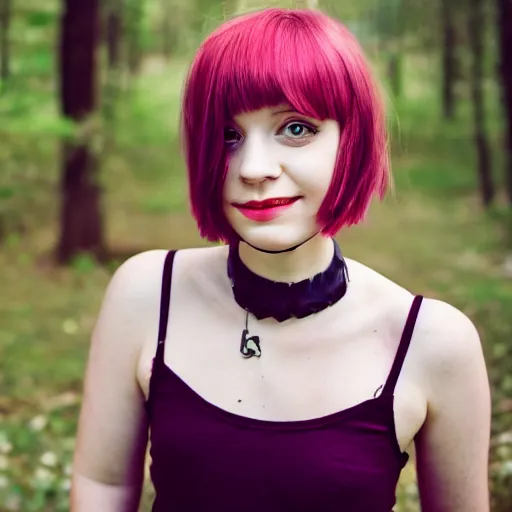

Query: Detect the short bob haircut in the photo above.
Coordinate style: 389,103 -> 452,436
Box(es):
181,8 -> 390,243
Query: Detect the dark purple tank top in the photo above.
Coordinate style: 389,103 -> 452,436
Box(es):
145,251 -> 423,511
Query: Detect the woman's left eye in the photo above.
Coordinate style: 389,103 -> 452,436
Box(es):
282,122 -> 317,138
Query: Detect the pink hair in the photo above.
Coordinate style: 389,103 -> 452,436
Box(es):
181,8 -> 390,242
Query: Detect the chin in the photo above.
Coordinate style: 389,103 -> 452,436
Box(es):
234,225 -> 317,252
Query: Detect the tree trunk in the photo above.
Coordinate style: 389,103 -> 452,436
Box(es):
469,0 -> 494,206
104,1 -> 123,120
497,0 -> 512,204
0,0 -> 11,83
106,3 -> 123,69
441,0 -> 457,119
57,0 -> 105,264
126,0 -> 142,74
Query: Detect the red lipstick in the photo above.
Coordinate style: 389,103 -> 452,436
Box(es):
232,196 -> 300,222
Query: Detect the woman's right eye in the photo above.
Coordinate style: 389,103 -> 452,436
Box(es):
224,128 -> 242,149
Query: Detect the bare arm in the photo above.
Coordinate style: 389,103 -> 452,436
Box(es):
71,474 -> 145,511
71,251 -> 167,511
415,299 -> 491,512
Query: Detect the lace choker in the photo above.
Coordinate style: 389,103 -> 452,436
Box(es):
227,238 -> 349,324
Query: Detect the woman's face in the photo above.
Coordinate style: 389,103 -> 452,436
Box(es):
222,105 -> 340,252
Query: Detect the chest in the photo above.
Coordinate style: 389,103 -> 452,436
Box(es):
138,297 -> 427,453
147,384 -> 407,511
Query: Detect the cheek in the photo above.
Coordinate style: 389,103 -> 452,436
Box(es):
313,124 -> 341,187
315,139 -> 339,191
298,149 -> 338,194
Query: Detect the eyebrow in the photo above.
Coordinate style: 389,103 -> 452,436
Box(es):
271,108 -> 296,116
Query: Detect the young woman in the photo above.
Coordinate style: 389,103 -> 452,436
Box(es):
71,8 -> 491,512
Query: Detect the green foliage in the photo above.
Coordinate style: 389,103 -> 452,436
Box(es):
373,0 -> 405,39
0,186 -> 15,199
0,3 -> 67,139
70,253 -> 98,276
25,10 -> 57,29
0,409 -> 78,512
1,1 -> 511,510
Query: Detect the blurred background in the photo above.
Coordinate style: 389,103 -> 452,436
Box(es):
0,0 -> 511,510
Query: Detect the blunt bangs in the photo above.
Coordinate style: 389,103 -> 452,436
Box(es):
182,8 -> 390,242
217,13 -> 344,123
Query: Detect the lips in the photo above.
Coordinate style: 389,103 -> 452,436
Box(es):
234,197 -> 301,209
232,196 -> 301,222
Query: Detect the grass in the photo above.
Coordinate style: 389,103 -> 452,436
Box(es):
1,55 -> 512,511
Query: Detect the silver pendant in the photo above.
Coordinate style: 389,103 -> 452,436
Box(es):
240,329 -> 262,358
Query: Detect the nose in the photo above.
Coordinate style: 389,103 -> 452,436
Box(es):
237,133 -> 281,184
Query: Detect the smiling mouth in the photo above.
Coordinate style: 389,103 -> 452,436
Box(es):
233,197 -> 301,210
232,197 -> 301,223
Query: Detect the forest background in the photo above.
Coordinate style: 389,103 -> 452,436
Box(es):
1,0 -> 512,510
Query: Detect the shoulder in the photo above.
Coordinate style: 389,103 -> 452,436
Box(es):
103,250 -> 169,311
109,249 -> 169,286
345,256 -> 481,347
90,250 -> 172,353
172,244 -> 228,279
410,305 -> 490,511
411,298 -> 486,396
343,256 -> 416,325
107,246 -> 225,295
169,245 -> 231,300
345,257 -> 486,389
414,298 -> 481,357
103,246 -> 229,314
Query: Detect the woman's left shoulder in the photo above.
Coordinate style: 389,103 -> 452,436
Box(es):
346,257 -> 485,374
408,297 -> 486,381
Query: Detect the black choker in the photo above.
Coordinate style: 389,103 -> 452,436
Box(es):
227,238 -> 349,324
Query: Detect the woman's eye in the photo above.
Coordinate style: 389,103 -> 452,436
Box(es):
224,128 -> 242,148
282,122 -> 317,138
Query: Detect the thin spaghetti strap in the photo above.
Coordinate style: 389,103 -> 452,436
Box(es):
382,295 -> 424,396
155,250 -> 177,363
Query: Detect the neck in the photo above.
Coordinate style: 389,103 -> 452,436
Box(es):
237,234 -> 335,283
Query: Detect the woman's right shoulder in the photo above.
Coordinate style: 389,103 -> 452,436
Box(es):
100,250 -> 170,317
109,250 -> 169,288
103,246 -> 226,311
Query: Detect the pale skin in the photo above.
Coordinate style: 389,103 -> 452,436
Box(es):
71,107 -> 491,511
